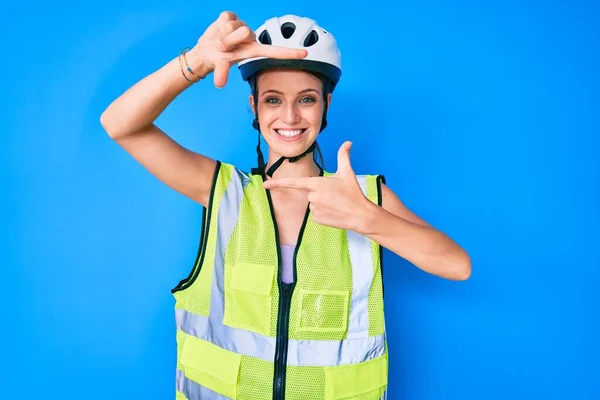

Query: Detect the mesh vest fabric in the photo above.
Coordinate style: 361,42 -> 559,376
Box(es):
171,161 -> 388,400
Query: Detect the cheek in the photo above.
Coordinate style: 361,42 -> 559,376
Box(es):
298,104 -> 323,124
257,107 -> 277,127
305,108 -> 324,126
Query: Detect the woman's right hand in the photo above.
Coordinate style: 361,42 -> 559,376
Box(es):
193,11 -> 308,88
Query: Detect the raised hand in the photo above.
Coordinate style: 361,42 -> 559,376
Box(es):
194,11 -> 308,88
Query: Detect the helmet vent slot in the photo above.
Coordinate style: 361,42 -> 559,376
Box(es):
281,22 -> 296,39
303,30 -> 319,47
258,30 -> 272,45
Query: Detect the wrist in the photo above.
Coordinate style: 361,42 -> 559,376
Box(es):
183,46 -> 212,80
353,200 -> 381,235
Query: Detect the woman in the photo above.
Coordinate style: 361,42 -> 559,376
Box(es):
101,11 -> 471,400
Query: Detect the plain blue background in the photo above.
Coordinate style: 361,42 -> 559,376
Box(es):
2,0 -> 599,398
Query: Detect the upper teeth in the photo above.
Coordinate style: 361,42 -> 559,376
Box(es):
277,129 -> 303,137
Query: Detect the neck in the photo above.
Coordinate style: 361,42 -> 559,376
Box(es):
265,153 -> 321,179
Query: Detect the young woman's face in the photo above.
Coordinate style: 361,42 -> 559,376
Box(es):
250,69 -> 331,160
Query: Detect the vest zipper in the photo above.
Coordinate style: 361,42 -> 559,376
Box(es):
266,184 -> 296,400
273,281 -> 294,400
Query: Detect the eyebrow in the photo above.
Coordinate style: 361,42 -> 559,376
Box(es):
260,88 -> 320,96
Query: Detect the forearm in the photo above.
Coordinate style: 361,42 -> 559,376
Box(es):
100,47 -> 210,138
358,203 -> 471,281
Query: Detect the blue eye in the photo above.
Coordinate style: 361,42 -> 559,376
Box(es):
266,97 -> 281,104
300,97 -> 316,103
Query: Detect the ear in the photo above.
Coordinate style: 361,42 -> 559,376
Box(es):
249,94 -> 256,115
326,92 -> 332,113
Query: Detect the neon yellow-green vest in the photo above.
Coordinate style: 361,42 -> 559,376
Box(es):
171,161 -> 388,400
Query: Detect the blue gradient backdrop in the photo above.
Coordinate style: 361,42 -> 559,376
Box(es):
2,0 -> 598,399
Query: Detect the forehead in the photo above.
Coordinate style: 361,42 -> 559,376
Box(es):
257,69 -> 322,93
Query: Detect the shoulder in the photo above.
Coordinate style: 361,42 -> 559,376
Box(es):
212,160 -> 252,180
210,160 -> 265,194
352,173 -> 386,203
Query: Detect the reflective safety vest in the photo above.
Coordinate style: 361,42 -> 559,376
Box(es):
171,161 -> 388,400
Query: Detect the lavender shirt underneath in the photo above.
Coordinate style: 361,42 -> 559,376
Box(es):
281,244 -> 295,284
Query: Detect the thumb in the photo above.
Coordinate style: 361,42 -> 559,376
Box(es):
213,58 -> 230,88
336,141 -> 355,178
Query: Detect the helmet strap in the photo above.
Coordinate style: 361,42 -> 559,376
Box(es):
251,127 -> 267,178
265,141 -> 317,178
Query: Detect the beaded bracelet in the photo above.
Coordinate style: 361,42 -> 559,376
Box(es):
179,47 -> 204,83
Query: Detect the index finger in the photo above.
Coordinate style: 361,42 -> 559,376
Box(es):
263,176 -> 318,190
246,43 -> 308,60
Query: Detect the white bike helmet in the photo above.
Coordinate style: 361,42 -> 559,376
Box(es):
239,14 -> 342,89
238,15 -> 342,178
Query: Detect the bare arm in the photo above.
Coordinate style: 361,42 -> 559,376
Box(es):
100,11 -> 307,207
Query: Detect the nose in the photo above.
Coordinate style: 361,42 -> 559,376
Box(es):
281,102 -> 301,125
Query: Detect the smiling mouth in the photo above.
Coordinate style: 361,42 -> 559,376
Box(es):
274,128 -> 307,138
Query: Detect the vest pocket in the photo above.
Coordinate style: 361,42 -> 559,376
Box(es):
180,334 -> 242,399
297,289 -> 349,334
223,262 -> 276,336
324,354 -> 388,400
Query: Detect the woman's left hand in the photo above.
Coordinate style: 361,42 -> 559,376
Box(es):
262,141 -> 374,233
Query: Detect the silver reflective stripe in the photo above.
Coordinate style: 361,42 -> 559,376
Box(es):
210,168 -> 250,326
176,368 -> 386,400
176,308 -> 385,367
176,307 -> 275,360
346,176 -> 376,339
286,331 -> 386,366
176,369 -> 230,400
